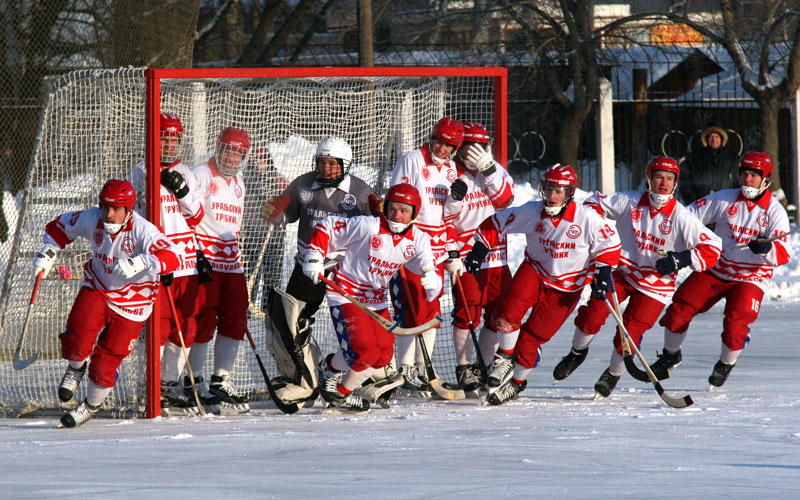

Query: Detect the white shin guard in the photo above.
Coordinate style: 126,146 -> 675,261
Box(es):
609,349 -> 625,376
213,335 -> 241,377
497,330 -> 520,352
571,327 -> 596,351
161,341 -> 186,382
187,341 -> 209,376
341,367 -> 377,393
453,328 -> 473,365
479,328 -> 499,363
86,380 -> 114,408
663,328 -> 685,353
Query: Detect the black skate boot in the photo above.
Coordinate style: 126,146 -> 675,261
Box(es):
594,368 -> 621,398
58,362 -> 87,402
487,351 -> 514,388
456,364 -> 481,391
326,391 -> 370,413
184,375 -> 221,407
209,375 -> 250,404
648,349 -> 682,381
708,360 -> 735,388
487,379 -> 527,406
553,347 -> 588,382
318,356 -> 343,403
60,399 -> 99,428
161,381 -> 198,415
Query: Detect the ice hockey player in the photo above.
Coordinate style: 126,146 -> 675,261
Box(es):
260,136 -> 378,408
442,122 -> 515,390
128,112 -> 210,414
465,164 -> 621,405
389,117 -> 463,392
33,179 -> 181,427
185,126 -> 252,413
553,156 -> 721,398
653,151 -> 790,388
305,184 -> 441,412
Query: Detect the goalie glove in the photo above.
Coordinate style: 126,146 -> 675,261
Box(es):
196,250 -> 213,283
112,254 -> 149,278
444,250 -> 463,277
33,246 -> 58,279
262,194 -> 290,223
450,179 -> 468,201
590,266 -> 612,300
655,249 -> 692,276
302,252 -> 324,284
160,169 -> 189,199
420,268 -> 442,302
748,235 -> 772,254
368,193 -> 384,217
464,241 -> 489,276
464,143 -> 495,175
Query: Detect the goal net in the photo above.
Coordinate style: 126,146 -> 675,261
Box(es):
0,66 -> 507,417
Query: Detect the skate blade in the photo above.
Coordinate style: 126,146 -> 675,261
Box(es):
322,407 -> 371,416
161,406 -> 200,418
218,402 -> 250,415
593,392 -> 609,400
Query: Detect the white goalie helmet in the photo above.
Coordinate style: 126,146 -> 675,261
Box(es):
314,136 -> 352,187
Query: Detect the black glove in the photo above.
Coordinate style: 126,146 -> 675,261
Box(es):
196,250 -> 213,283
464,241 -> 489,276
160,273 -> 174,287
160,169 -> 189,199
655,249 -> 692,276
450,179 -> 468,201
590,266 -> 612,300
748,235 -> 772,254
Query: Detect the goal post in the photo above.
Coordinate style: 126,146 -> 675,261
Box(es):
0,66 -> 507,419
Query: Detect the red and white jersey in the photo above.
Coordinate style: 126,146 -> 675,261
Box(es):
443,161 -> 515,268
192,159 -> 246,274
690,188 -> 791,290
390,143 -> 457,265
307,215 -> 437,310
128,160 -> 204,278
42,208 -> 180,321
585,191 -> 722,303
474,201 -> 621,292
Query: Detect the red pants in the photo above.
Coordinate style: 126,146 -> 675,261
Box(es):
491,262 -> 582,369
452,266 -> 512,329
60,287 -> 145,388
574,271 -> 666,355
660,270 -> 763,351
195,272 -> 248,344
160,275 -> 200,346
330,303 -> 395,371
392,264 -> 443,327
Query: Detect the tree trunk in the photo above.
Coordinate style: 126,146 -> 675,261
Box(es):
557,105 -> 591,172
759,97 -> 782,191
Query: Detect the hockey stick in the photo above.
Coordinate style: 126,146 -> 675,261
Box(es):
318,273 -> 441,336
243,326 -> 299,414
603,288 -> 694,409
163,286 -> 207,416
246,225 -> 275,320
12,271 -> 43,370
606,283 -> 651,383
399,267 -> 466,401
454,274 -> 488,382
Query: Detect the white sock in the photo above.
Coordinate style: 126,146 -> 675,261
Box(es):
720,345 -> 742,365
395,335 -> 417,366
478,328 -> 499,362
329,350 -> 348,372
86,380 -> 113,407
497,330 -> 520,352
453,328 -> 472,365
187,341 -> 209,377
571,327 -> 596,351
512,364 -> 532,382
663,328 -> 685,353
415,329 -> 436,365
69,359 -> 87,370
213,335 -> 241,377
161,341 -> 186,382
341,367 -> 377,393
609,349 -> 625,376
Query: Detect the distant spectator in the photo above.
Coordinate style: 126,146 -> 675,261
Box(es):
679,121 -> 739,204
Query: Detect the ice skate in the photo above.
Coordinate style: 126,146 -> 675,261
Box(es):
58,362 -> 87,403
209,374 -> 250,414
593,368 -> 620,399
648,349 -> 682,381
553,347 -> 588,383
456,363 -> 481,392
59,399 -> 99,428
486,379 -> 527,406
161,381 -> 199,417
487,351 -> 514,388
324,391 -> 371,414
708,360 -> 735,389
318,357 -> 344,403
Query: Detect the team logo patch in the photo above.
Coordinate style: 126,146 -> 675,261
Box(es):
403,245 -> 416,259
370,235 -> 383,251
209,181 -> 219,196
341,193 -> 357,211
757,211 -> 769,227
121,237 -> 135,254
726,204 -> 738,218
630,208 -> 642,222
658,219 -> 673,235
234,182 -> 243,199
535,222 -> 545,234
93,230 -> 104,246
446,168 -> 456,182
299,188 -> 313,204
566,225 -> 582,239
422,168 -> 431,181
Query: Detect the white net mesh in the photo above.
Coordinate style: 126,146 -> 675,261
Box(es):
0,67 -> 503,417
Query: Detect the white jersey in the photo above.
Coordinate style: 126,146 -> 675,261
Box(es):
128,160 -> 204,278
474,201 -> 621,292
390,143 -> 457,265
691,188 -> 791,290
443,161 -> 515,268
192,160 -> 246,274
307,215 -> 437,310
584,191 -> 722,303
42,208 -> 180,321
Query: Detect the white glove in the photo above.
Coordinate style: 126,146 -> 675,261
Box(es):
302,252 -> 324,284
33,246 -> 58,278
420,268 -> 442,302
444,250 -> 463,277
464,143 -> 494,172
112,255 -> 148,278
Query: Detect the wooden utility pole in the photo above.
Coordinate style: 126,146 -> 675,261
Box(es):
359,0 -> 374,66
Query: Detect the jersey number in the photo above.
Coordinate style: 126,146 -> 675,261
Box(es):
751,298 -> 760,313
599,224 -> 616,239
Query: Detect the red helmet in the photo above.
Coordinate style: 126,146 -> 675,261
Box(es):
463,122 -> 490,144
160,113 -> 183,137
431,117 -> 464,148
739,151 -> 773,178
542,163 -> 578,189
384,183 -> 422,220
215,127 -> 251,177
645,156 -> 680,182
98,179 -> 136,212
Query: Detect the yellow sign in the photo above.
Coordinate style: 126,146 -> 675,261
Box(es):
651,24 -> 704,45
